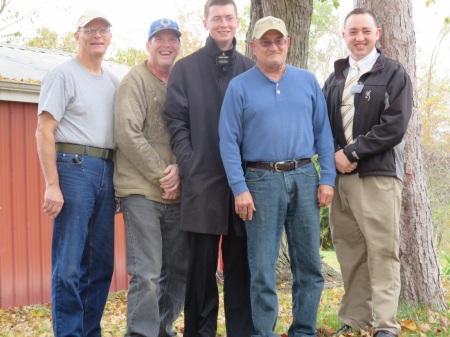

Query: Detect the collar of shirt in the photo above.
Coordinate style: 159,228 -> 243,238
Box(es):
349,48 -> 380,75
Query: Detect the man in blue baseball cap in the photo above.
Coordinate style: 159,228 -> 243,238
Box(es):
114,17 -> 188,337
148,18 -> 181,40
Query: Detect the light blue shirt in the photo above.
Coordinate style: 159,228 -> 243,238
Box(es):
219,65 -> 336,195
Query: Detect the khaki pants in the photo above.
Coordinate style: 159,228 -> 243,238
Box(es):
330,174 -> 402,335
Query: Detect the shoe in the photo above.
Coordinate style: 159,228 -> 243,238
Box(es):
374,331 -> 398,337
333,325 -> 352,336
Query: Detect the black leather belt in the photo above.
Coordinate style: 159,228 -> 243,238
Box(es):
55,143 -> 114,160
245,158 -> 311,172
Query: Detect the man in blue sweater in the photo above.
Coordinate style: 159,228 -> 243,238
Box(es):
219,16 -> 336,337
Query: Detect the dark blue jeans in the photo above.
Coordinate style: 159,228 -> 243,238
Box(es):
52,153 -> 115,337
245,162 -> 324,337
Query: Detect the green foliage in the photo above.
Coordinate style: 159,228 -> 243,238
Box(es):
1,29 -> 21,43
23,27 -> 77,53
316,0 -> 340,9
417,21 -> 450,253
109,47 -> 147,67
0,6 -> 42,44
175,4 -> 206,58
441,253 -> 450,276
58,32 -> 77,53
26,27 -> 57,49
308,0 -> 346,85
311,154 -> 333,249
235,4 -> 250,54
0,9 -> 22,43
320,207 -> 333,249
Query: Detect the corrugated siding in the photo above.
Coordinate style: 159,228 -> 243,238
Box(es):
0,100 -> 128,308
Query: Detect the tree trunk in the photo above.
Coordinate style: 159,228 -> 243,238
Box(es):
355,0 -> 447,310
247,0 -> 313,68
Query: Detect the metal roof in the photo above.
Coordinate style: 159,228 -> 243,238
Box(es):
0,43 -> 130,83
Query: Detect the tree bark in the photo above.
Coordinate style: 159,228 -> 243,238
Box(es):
354,0 -> 447,310
247,0 -> 313,68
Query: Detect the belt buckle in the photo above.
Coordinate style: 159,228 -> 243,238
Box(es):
103,149 -> 113,160
274,160 -> 296,172
274,161 -> 284,172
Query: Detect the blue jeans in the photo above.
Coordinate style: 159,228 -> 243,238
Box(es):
52,153 -> 115,337
245,162 -> 324,337
121,195 -> 188,337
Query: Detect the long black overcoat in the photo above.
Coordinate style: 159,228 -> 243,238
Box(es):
164,36 -> 255,235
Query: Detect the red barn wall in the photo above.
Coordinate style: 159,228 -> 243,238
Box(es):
0,100 -> 128,308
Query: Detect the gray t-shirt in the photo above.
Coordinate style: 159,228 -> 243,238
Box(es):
38,58 -> 119,149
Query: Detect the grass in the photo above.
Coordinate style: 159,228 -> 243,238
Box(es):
316,250 -> 450,336
0,249 -> 449,336
321,248 -> 341,272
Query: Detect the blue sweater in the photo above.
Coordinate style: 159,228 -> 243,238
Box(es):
219,65 -> 336,195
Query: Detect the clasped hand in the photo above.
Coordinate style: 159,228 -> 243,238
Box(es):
159,164 -> 181,200
335,149 -> 358,174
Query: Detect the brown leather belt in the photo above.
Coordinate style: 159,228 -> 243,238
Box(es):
245,158 -> 311,172
55,143 -> 114,160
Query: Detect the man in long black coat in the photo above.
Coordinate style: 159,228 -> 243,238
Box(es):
163,1 -> 256,336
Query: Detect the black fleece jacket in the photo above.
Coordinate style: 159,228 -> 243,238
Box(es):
322,49 -> 412,180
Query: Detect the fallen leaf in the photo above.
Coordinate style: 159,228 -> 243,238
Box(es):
401,318 -> 418,331
418,322 -> 431,331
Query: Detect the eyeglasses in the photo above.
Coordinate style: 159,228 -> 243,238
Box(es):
255,38 -> 288,48
152,37 -> 180,45
209,16 -> 237,24
79,27 -> 111,36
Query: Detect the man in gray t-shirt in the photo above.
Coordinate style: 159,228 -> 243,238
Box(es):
36,9 -> 118,337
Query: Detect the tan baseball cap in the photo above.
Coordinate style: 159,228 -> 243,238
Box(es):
76,10 -> 112,28
252,16 -> 288,39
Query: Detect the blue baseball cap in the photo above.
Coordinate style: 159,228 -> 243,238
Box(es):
148,18 -> 181,40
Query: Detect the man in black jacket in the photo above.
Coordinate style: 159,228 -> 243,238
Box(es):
163,0 -> 255,336
322,8 -> 412,337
